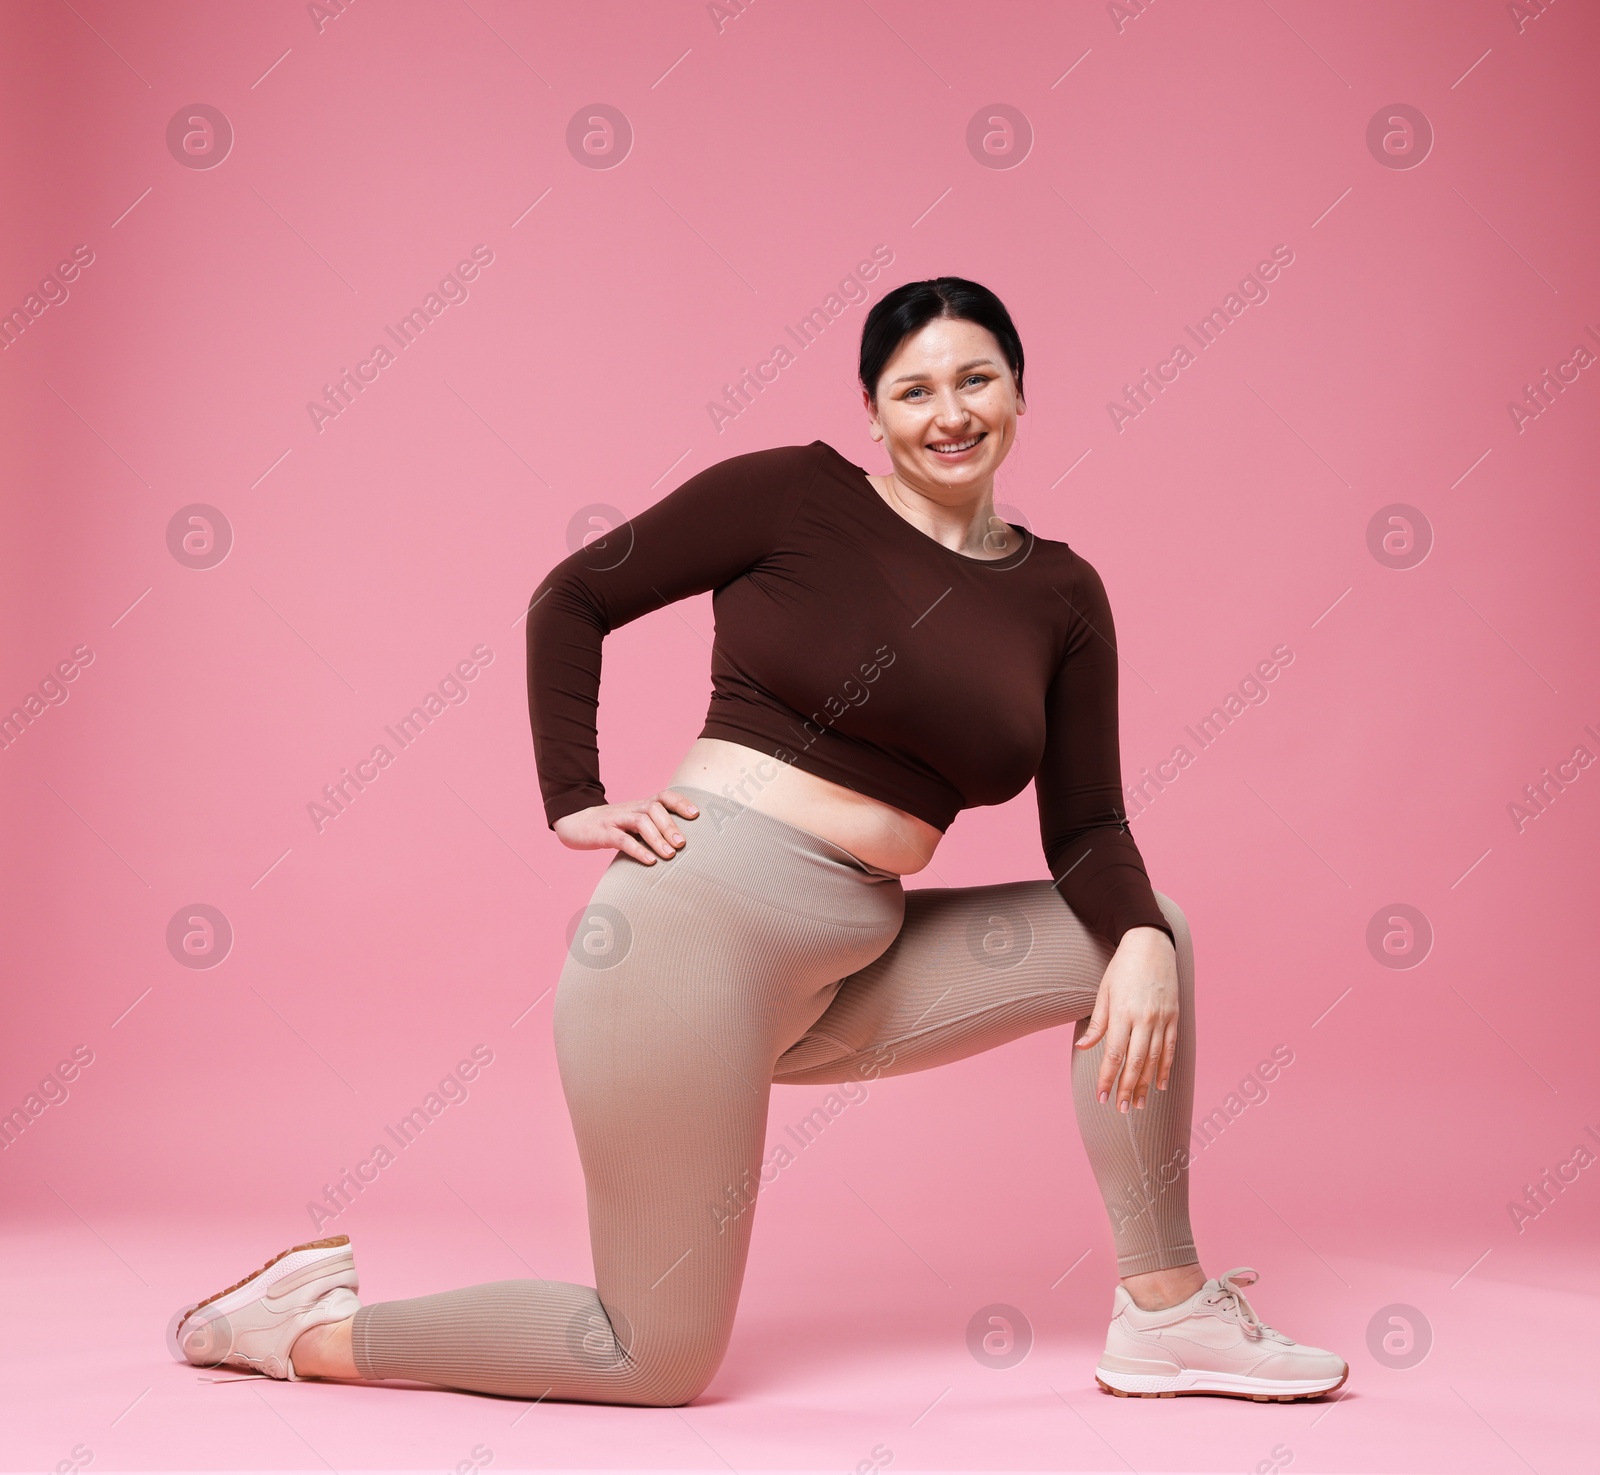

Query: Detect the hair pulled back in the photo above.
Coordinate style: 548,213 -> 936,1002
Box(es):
858,276 -> 1025,404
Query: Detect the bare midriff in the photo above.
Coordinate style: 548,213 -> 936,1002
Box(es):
667,737 -> 943,876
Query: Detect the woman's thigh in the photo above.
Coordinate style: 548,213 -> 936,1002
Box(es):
552,827 -> 903,1374
772,878 -> 1120,1085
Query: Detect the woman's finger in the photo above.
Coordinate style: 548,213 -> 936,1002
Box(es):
1156,1019 -> 1179,1092
627,813 -> 678,859
1076,1008 -> 1107,1051
1076,981 -> 1111,1051
610,826 -> 661,865
1117,1021 -> 1152,1112
646,799 -> 686,850
1132,1022 -> 1164,1109
1097,1016 -> 1134,1104
657,788 -> 701,820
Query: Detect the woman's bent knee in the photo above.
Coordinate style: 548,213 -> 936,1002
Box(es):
614,1347 -> 722,1407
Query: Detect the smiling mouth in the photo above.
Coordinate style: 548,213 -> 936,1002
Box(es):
927,433 -> 986,455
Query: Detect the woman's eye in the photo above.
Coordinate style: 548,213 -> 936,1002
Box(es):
905,378 -> 989,398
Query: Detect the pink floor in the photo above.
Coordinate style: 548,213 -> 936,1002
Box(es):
2,1213 -> 1591,1474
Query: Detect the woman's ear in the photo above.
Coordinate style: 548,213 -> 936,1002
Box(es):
863,386 -> 883,441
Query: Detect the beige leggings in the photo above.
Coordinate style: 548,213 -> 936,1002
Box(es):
351,786 -> 1196,1405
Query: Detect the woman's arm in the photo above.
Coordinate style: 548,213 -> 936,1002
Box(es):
1034,552 -> 1178,1112
1034,552 -> 1172,947
525,444 -> 816,853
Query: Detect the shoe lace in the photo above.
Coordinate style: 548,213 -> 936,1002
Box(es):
1202,1267 -> 1285,1341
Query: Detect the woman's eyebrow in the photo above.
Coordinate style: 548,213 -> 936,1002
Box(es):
888,357 -> 998,385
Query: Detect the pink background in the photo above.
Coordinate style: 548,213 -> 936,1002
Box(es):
2,0 -> 1596,1470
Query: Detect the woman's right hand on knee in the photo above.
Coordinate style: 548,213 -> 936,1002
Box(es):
1074,926 -> 1180,1114
552,789 -> 700,865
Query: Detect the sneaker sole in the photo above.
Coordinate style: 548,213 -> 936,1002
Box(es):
176,1234 -> 354,1340
1095,1363 -> 1348,1402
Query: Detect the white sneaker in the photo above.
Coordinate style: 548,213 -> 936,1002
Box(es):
1095,1266 -> 1348,1401
173,1234 -> 361,1381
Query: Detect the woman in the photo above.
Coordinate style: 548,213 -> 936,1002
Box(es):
172,277 -> 1348,1404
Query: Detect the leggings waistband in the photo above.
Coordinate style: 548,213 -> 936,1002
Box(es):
669,784 -> 903,882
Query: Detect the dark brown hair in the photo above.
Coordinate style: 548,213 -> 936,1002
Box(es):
858,276 -> 1025,403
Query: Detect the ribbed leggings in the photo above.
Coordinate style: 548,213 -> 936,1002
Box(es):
350,785 -> 1197,1405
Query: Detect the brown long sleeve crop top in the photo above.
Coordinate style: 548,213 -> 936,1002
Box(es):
525,439 -> 1173,946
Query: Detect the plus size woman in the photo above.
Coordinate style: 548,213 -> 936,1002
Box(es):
173,277 -> 1348,1404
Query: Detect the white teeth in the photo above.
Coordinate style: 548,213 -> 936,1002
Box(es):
930,435 -> 981,452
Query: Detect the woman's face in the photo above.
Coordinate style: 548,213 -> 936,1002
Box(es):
864,316 -> 1024,497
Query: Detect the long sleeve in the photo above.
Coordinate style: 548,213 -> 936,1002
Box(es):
1035,554 -> 1174,948
525,445 -> 815,828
